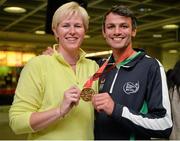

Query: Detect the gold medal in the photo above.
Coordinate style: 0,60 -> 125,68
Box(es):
80,87 -> 95,101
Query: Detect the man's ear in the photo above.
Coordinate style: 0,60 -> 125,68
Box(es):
102,26 -> 106,39
132,29 -> 137,37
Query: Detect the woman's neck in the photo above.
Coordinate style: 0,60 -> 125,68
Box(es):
58,46 -> 79,65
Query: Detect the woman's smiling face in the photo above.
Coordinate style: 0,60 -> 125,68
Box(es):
53,13 -> 85,51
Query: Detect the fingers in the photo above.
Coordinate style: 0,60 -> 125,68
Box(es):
42,47 -> 54,55
60,86 -> 81,116
92,94 -> 106,112
70,93 -> 80,106
64,86 -> 81,106
92,93 -> 114,115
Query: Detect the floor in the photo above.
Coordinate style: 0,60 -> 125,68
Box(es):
0,105 -> 27,140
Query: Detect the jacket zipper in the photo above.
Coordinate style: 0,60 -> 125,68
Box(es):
109,68 -> 119,93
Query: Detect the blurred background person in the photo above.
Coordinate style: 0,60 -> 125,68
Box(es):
166,68 -> 173,89
4,71 -> 13,88
168,60 -> 180,140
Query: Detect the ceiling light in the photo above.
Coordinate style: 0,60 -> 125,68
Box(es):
4,6 -> 26,13
85,35 -> 90,39
162,24 -> 179,29
139,7 -> 152,12
85,50 -> 112,57
35,30 -> 45,35
168,49 -> 178,54
153,34 -> 162,38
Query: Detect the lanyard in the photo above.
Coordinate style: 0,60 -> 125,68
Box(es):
83,49 -> 135,88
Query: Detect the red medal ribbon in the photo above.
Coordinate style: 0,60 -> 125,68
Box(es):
83,49 -> 135,88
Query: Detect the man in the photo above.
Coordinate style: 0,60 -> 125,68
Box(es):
92,5 -> 172,140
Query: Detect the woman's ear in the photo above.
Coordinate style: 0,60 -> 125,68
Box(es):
52,27 -> 59,41
52,27 -> 58,38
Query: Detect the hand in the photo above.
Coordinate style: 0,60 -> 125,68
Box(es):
42,47 -> 54,55
60,86 -> 81,117
92,92 -> 114,115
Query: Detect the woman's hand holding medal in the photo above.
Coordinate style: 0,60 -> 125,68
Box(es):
59,86 -> 81,117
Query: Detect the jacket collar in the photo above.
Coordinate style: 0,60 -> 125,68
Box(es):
108,48 -> 146,68
53,48 -> 86,66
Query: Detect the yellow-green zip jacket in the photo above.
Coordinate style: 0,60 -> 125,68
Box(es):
9,49 -> 99,140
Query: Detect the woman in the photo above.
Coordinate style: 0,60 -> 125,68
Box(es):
168,60 -> 180,139
9,2 -> 98,140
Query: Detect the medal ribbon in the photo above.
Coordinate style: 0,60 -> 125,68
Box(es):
84,49 -> 135,88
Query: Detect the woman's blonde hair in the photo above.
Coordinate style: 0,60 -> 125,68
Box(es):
52,1 -> 89,32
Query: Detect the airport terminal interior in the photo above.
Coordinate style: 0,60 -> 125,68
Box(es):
0,0 -> 180,139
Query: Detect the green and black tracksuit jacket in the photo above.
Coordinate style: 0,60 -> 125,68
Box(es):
94,49 -> 172,140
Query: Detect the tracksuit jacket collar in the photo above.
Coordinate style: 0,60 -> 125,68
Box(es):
108,48 -> 146,69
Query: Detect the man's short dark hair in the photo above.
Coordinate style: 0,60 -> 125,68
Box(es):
102,5 -> 137,31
